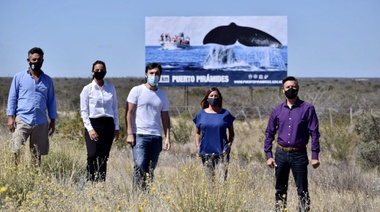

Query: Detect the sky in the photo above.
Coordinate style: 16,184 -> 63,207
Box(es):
0,0 -> 379,78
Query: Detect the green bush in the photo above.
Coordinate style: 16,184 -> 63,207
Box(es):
320,124 -> 357,162
355,140 -> 380,170
55,110 -> 84,142
354,113 -> 380,142
354,113 -> 380,170
171,115 -> 193,144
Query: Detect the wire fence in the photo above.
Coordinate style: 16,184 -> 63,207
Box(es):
2,98 -> 380,128
169,105 -> 380,126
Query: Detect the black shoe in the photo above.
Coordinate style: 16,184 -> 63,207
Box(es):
275,200 -> 287,212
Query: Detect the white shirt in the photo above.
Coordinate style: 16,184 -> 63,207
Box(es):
127,84 -> 169,136
80,80 -> 119,131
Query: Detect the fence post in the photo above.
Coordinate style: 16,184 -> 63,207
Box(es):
350,107 -> 352,126
241,110 -> 252,129
256,106 -> 262,122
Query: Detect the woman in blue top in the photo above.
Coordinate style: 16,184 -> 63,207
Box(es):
193,87 -> 235,182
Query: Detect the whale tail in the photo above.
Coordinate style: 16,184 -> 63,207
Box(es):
203,22 -> 283,48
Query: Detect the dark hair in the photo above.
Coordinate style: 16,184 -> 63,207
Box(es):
145,63 -> 162,75
28,47 -> 44,58
282,76 -> 298,87
200,87 -> 223,109
92,60 -> 106,79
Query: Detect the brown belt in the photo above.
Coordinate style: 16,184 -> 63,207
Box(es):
277,144 -> 306,152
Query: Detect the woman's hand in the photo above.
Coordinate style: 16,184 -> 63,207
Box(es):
89,130 -> 98,141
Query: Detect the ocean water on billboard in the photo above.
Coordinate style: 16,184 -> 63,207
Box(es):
145,45 -> 288,72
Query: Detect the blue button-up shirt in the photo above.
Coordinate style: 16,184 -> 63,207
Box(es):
264,98 -> 320,160
6,70 -> 57,125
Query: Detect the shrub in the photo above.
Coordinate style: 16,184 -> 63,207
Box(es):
55,110 -> 84,142
171,115 -> 193,144
355,140 -> 380,170
320,124 -> 357,162
354,113 -> 380,142
354,113 -> 380,170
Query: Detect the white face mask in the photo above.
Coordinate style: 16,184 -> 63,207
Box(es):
147,76 -> 159,86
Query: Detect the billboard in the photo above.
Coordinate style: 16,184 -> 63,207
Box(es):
145,16 -> 287,87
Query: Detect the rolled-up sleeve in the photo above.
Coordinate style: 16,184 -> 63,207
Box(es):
6,76 -> 19,116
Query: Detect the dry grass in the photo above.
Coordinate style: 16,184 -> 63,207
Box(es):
1,77 -> 380,211
1,118 -> 380,211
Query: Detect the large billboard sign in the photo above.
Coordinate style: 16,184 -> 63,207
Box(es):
145,16 -> 287,87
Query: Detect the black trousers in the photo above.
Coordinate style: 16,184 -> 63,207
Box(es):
275,148 -> 310,211
85,117 -> 115,182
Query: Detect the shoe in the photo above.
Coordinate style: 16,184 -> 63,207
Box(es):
275,200 -> 287,212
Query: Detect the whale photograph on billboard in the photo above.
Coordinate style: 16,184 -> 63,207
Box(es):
145,16 -> 287,87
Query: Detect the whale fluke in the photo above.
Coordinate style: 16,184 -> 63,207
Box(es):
203,22 -> 283,48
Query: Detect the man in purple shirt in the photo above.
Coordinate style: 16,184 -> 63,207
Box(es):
264,76 -> 320,212
6,47 -> 57,166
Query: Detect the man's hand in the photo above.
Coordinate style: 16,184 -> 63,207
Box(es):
113,130 -> 120,142
163,138 -> 171,151
7,116 -> 16,133
126,134 -> 135,147
266,158 -> 277,169
311,159 -> 320,169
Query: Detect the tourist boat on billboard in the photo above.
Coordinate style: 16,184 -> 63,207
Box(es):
159,32 -> 190,50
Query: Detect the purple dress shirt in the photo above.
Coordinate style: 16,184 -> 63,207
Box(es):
264,98 -> 320,160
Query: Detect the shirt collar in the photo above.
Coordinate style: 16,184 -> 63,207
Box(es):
91,80 -> 107,88
26,69 -> 44,76
282,98 -> 303,108
26,69 -> 44,77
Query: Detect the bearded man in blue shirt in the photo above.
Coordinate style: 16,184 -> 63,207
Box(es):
6,47 -> 57,167
264,76 -> 320,212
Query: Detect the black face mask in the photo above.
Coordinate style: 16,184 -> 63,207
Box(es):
94,71 -> 106,80
284,88 -> 298,99
207,98 -> 220,106
29,61 -> 43,71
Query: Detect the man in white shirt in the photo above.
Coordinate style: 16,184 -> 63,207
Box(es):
125,62 -> 171,190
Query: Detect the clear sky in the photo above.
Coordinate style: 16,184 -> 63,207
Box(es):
0,0 -> 379,78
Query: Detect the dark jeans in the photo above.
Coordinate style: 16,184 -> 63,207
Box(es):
274,147 -> 310,211
201,153 -> 230,182
85,117 -> 115,182
132,134 -> 162,190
